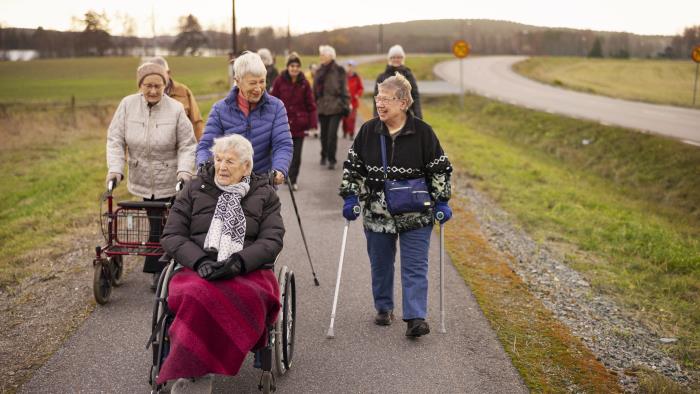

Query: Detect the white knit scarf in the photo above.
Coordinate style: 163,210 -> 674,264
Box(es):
203,176 -> 251,261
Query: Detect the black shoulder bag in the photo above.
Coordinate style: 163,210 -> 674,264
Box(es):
380,134 -> 432,215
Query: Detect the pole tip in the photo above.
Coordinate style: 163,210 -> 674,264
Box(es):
314,278 -> 320,286
326,327 -> 335,339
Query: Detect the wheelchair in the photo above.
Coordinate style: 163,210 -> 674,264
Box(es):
147,259 -> 297,394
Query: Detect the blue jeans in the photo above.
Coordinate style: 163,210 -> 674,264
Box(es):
364,226 -> 432,321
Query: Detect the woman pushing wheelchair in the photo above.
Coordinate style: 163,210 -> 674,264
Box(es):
157,134 -> 283,392
339,72 -> 452,337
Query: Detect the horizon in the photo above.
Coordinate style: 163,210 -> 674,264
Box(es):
2,0 -> 698,37
2,17 -> 687,39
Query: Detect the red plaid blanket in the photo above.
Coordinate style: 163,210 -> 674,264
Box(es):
157,268 -> 280,383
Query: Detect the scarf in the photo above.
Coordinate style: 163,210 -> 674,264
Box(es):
203,176 -> 251,261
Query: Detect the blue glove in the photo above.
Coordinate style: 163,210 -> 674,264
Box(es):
342,195 -> 361,221
435,201 -> 452,224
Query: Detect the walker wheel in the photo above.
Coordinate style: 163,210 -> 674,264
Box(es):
93,262 -> 112,304
109,255 -> 124,287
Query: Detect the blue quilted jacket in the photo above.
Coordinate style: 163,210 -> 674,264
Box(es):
196,87 -> 293,177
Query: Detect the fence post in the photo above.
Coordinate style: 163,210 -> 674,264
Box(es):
71,95 -> 77,127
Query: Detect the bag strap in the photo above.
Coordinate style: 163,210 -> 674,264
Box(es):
379,134 -> 388,180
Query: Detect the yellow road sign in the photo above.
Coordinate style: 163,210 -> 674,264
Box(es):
692,45 -> 700,63
452,40 -> 470,59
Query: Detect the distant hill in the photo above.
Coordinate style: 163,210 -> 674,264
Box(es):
1,19 -> 674,59
289,19 -> 671,58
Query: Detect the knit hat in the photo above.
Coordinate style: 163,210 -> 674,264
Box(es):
387,44 -> 406,59
136,62 -> 168,87
286,52 -> 302,67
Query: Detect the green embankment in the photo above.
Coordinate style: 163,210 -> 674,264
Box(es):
424,95 -> 699,385
514,57 -> 700,108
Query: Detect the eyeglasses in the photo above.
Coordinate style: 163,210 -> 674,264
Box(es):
374,95 -> 401,104
143,83 -> 164,91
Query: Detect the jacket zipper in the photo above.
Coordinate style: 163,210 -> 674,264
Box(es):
147,105 -> 154,195
390,138 -> 395,166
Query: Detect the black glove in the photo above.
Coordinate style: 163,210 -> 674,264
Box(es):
195,258 -> 222,279
207,253 -> 245,281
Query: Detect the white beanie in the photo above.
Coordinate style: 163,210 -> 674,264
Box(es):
387,44 -> 406,59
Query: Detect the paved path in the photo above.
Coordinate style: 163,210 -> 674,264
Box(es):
22,133 -> 525,393
434,56 -> 700,145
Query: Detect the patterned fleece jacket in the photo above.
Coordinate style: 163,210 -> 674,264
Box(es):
339,113 -> 452,233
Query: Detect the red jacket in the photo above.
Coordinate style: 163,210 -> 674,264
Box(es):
271,71 -> 318,138
347,72 -> 364,109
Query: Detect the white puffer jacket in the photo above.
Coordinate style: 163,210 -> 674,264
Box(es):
106,93 -> 196,199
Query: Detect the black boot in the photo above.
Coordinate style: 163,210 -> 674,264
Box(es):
374,310 -> 394,326
405,319 -> 430,337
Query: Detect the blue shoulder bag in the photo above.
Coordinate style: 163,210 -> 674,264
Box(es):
380,134 -> 432,215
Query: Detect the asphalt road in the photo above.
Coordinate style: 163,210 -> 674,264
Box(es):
434,56 -> 700,145
21,133 -> 525,393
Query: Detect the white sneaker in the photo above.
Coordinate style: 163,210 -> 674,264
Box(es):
292,183 -> 298,191
170,374 -> 213,394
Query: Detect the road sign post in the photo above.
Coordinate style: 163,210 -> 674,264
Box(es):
452,39 -> 470,107
692,45 -> 700,106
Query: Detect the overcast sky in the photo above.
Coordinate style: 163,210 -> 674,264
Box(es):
2,0 -> 698,37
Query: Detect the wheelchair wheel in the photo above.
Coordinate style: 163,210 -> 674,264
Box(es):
275,267 -> 296,375
93,261 -> 112,305
109,255 -> 124,287
259,371 -> 274,394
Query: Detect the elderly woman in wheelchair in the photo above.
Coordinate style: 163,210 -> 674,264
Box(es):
150,134 -> 294,393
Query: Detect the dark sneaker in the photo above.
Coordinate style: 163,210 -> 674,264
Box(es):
405,319 -> 430,337
328,162 -> 336,170
374,310 -> 394,326
320,158 -> 327,166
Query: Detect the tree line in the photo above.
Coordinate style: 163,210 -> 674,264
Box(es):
1,13 -> 698,60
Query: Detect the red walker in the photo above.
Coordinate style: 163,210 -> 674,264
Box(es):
92,180 -> 179,304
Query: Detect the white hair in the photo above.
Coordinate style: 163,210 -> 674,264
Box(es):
319,45 -> 336,59
378,72 -> 414,108
387,44 -> 406,61
233,51 -> 267,80
145,56 -> 169,71
211,134 -> 254,169
256,48 -> 274,66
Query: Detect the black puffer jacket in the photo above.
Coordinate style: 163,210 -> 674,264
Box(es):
161,164 -> 285,272
314,60 -> 350,116
373,65 -> 422,119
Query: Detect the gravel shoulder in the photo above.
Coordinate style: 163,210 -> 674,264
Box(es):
459,180 -> 693,391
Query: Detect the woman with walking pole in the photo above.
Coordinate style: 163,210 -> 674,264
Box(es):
338,73 -> 452,337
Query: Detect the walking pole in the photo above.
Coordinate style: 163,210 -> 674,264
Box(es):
436,212 -> 447,334
285,176 -> 320,286
327,209 -> 359,339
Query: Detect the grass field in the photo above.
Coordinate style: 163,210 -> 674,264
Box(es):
423,95 -> 700,383
355,54 -> 453,83
0,56 -> 232,105
514,57 -> 700,108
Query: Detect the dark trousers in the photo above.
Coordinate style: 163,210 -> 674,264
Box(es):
289,136 -> 304,184
319,114 -> 342,164
143,196 -> 171,273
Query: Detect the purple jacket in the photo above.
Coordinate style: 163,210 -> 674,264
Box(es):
271,71 -> 318,138
196,87 -> 293,177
